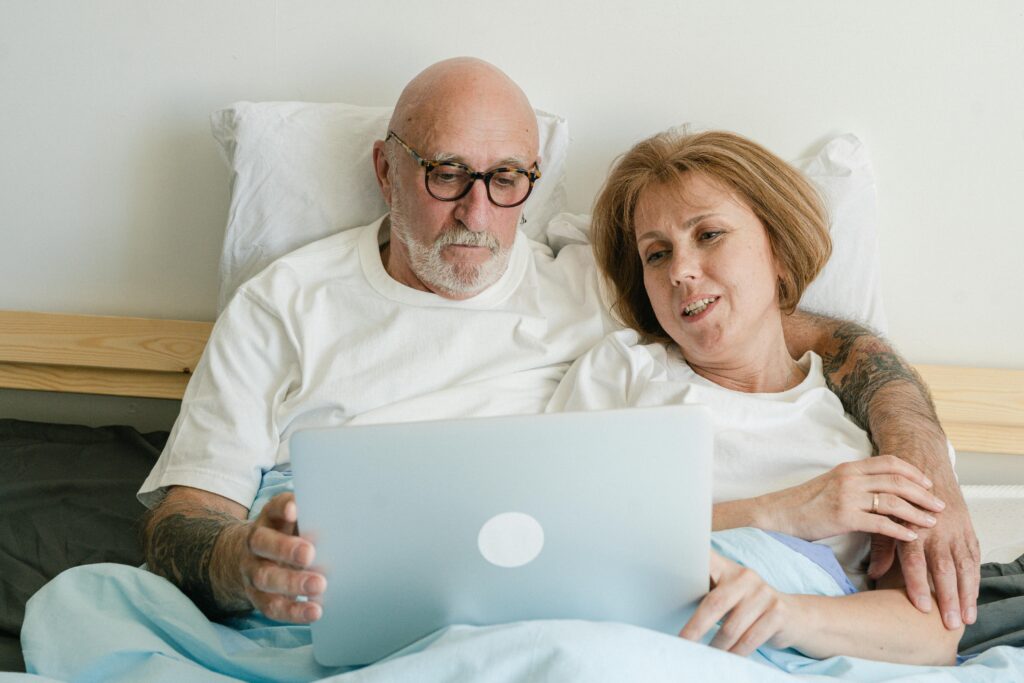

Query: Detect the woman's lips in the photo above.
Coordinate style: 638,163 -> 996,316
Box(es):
679,296 -> 719,322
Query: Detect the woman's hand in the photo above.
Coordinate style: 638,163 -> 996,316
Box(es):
757,455 -> 945,542
679,551 -> 796,656
680,551 -> 961,664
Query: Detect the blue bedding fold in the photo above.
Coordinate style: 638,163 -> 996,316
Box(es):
15,473 -> 1024,682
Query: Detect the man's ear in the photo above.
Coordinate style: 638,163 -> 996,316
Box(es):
372,140 -> 393,207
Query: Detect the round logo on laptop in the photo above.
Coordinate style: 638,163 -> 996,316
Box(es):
477,511 -> 545,568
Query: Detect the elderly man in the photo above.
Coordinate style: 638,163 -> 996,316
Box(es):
138,57 -> 977,635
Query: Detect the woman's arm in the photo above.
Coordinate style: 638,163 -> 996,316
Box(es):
781,310 -> 980,629
783,589 -> 961,664
680,552 -> 962,665
711,456 -> 943,542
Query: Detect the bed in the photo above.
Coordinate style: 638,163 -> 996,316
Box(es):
0,311 -> 211,672
2,102 -> 1022,679
1,308 -> 1021,676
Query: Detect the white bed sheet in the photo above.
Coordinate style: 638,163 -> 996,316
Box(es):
962,484 -> 1024,564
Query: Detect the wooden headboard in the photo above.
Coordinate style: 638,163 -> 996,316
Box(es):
1,310 -> 1021,455
0,311 -> 212,400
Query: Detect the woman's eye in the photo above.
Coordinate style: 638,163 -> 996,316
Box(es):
645,250 -> 668,265
699,230 -> 723,242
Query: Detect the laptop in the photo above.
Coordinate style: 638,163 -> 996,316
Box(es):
290,405 -> 712,666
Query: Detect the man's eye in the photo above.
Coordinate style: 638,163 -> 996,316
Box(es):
433,168 -> 466,184
491,172 -> 522,189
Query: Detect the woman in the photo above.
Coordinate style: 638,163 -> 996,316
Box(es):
547,129 -> 962,664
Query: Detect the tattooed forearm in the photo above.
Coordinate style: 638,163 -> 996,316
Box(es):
819,320 -> 942,449
143,506 -> 249,620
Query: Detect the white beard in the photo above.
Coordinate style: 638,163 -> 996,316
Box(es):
389,195 -> 512,297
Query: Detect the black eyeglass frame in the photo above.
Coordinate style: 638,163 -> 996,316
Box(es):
386,130 -> 541,208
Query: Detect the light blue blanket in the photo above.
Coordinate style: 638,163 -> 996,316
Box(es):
13,473 -> 1024,682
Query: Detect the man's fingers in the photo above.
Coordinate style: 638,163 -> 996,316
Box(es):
898,542 -> 933,614
254,591 -> 323,624
957,543 -> 981,625
249,525 -> 316,567
249,561 -> 327,597
928,549 -> 963,629
260,492 -> 299,530
867,534 -> 896,579
922,531 -> 979,629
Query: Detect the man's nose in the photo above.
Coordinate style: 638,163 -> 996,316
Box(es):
453,178 -> 493,231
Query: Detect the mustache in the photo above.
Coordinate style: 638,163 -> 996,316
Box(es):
434,225 -> 500,253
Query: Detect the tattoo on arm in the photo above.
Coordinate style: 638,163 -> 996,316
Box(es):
820,321 -> 941,448
143,507 -> 249,620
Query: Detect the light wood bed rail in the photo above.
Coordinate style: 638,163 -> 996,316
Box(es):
0,311 -> 212,400
1,310 -> 1021,455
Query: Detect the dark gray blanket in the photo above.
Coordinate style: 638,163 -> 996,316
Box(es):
960,555 -> 1024,655
0,419 -> 166,672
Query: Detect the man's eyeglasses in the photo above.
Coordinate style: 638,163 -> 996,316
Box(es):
386,131 -> 541,208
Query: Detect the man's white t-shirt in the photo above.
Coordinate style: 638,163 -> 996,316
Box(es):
139,218 -> 613,509
547,328 -> 875,589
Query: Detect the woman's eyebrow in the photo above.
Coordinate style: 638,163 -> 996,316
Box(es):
635,213 -> 721,242
682,212 -> 720,228
635,229 -> 665,242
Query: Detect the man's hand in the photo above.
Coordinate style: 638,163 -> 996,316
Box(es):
236,492 -> 326,623
144,486 -> 326,623
783,312 -> 981,631
868,462 -> 980,630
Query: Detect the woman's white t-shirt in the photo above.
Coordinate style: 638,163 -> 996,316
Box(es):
548,328 -> 874,589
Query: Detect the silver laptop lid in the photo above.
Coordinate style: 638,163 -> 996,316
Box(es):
291,405 -> 712,666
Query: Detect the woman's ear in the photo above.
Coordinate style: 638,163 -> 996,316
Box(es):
774,255 -> 794,310
372,140 -> 393,207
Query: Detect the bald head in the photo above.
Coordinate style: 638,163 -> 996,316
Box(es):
372,58 -> 540,299
389,57 -> 538,160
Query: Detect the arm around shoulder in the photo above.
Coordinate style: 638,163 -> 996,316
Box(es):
781,310 -> 946,454
781,310 -> 980,631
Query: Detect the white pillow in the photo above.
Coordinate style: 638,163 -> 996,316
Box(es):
797,134 -> 887,334
211,101 -> 569,311
544,133 -> 888,334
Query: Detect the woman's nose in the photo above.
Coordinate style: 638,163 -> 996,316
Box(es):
669,249 -> 700,286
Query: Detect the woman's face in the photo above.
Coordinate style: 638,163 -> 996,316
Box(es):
634,173 -> 783,366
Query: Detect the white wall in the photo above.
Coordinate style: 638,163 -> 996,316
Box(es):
2,0 -> 1022,369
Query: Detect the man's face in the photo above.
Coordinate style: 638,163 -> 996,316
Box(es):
382,109 -> 538,299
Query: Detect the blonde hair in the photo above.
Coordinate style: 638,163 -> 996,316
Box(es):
592,129 -> 831,342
